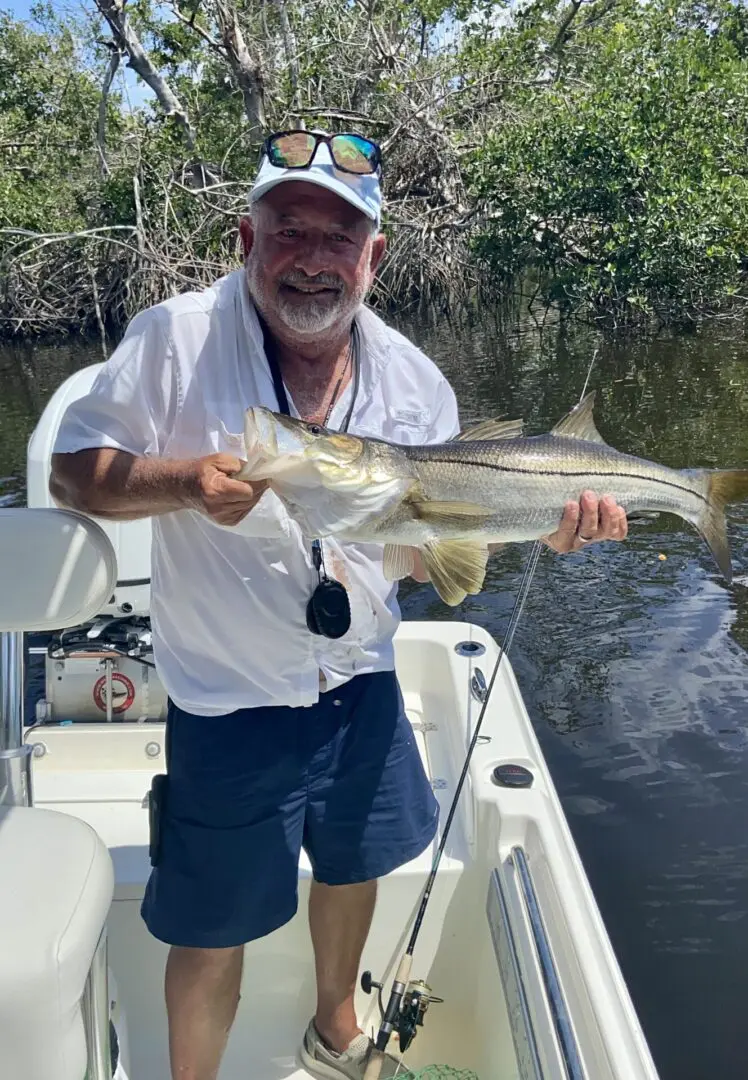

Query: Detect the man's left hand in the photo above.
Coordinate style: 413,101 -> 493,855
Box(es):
542,490 -> 628,553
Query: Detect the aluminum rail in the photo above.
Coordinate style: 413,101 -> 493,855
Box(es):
81,928 -> 112,1080
511,846 -> 587,1080
0,630 -> 31,807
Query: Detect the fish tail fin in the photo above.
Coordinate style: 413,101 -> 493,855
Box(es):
693,470 -> 748,583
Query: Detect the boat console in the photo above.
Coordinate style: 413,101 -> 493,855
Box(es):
27,364 -> 167,724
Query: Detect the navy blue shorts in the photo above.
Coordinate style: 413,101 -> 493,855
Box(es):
140,671 -> 438,948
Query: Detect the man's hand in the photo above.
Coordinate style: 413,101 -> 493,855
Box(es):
187,454 -> 269,526
542,490 -> 628,553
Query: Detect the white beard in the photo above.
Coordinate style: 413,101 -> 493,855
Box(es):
246,258 -> 368,338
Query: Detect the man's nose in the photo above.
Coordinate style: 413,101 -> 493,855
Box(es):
293,238 -> 330,277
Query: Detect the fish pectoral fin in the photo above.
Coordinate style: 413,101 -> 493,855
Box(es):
551,390 -> 609,444
383,544 -> 416,581
414,499 -> 495,522
420,539 -> 489,607
453,417 -> 524,442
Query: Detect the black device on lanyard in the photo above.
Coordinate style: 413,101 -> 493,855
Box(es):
258,315 -> 360,640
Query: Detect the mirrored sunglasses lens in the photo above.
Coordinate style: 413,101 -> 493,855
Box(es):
331,134 -> 378,174
270,132 -> 317,167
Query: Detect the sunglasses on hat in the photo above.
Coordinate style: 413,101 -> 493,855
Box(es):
261,130 -> 382,176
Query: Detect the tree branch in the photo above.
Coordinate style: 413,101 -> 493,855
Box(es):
167,0 -> 221,50
270,0 -> 299,108
97,46 -> 122,177
93,0 -> 197,148
213,0 -> 266,139
549,0 -> 585,56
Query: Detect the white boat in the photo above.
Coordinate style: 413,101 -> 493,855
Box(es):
0,363 -> 662,1080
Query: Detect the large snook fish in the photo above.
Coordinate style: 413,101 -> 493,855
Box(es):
236,392 -> 748,606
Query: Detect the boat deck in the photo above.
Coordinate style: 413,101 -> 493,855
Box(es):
27,688 -> 469,898
19,622 -> 659,1080
26,683 -> 483,1079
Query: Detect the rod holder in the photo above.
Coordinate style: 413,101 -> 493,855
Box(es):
0,744 -> 33,808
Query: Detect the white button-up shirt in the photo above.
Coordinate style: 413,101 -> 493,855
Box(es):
53,270 -> 460,715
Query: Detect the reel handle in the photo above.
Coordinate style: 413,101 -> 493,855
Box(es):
363,952 -> 413,1077
361,971 -> 382,995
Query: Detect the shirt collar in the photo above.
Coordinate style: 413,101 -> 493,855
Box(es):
233,269 -> 394,417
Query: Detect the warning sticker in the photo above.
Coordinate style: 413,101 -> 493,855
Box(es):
93,672 -> 136,714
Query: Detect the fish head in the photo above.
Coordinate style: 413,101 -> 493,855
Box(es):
273,412 -> 367,473
242,407 -> 365,486
240,406 -> 416,538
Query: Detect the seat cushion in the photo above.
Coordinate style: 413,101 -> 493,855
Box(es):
0,508 -> 117,632
0,806 -> 114,1080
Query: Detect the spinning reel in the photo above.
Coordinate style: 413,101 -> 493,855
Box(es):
361,966 -> 443,1053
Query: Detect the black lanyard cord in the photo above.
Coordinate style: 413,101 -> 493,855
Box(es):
258,313 -> 360,435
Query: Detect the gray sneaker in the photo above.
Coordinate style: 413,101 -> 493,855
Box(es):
299,1020 -> 403,1079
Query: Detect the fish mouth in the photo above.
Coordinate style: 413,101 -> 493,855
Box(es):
260,408 -> 312,452
242,406 -> 308,479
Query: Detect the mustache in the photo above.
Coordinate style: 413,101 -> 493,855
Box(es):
278,270 -> 345,292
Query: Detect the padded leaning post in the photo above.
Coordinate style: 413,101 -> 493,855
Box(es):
0,508 -> 117,1078
0,806 -> 114,1080
0,507 -> 118,633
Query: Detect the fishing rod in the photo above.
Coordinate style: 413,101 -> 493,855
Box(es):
362,351 -> 600,1079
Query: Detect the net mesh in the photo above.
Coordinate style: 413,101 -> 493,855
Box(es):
398,1067 -> 479,1079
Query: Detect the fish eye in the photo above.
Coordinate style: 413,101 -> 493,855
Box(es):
309,424 -> 322,435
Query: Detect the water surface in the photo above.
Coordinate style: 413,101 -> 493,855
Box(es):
2,311 -> 748,1080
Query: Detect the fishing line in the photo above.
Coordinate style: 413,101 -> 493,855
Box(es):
578,347 -> 599,403
364,349 -> 601,1077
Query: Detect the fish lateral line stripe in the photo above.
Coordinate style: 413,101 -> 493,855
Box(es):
419,459 -> 708,503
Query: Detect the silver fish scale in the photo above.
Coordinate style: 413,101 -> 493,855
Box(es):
394,435 -> 709,545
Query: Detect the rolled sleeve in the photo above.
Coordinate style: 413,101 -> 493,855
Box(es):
54,309 -> 178,459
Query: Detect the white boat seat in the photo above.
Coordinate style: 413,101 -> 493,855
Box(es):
0,805 -> 114,1080
0,507 -> 117,632
0,509 -> 118,1077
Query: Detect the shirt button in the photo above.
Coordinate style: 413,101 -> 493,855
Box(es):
333,699 -> 342,707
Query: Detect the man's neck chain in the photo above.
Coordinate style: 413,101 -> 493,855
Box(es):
319,335 -> 354,427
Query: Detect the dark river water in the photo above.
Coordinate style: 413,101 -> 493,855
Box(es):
2,310 -> 748,1080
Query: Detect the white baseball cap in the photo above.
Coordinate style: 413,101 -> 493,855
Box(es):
249,132 -> 382,228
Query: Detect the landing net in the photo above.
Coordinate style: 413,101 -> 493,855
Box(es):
398,1067 -> 479,1079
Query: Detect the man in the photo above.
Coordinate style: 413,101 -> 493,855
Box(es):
50,130 -> 627,1080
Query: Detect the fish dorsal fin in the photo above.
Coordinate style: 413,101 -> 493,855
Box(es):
454,417 -> 524,442
551,391 -> 608,444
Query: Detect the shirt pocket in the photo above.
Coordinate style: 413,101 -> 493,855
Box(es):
357,408 -> 433,447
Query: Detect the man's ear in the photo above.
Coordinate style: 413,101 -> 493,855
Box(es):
238,216 -> 255,261
369,231 -> 386,275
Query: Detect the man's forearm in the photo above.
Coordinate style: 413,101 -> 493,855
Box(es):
50,449 -> 196,521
